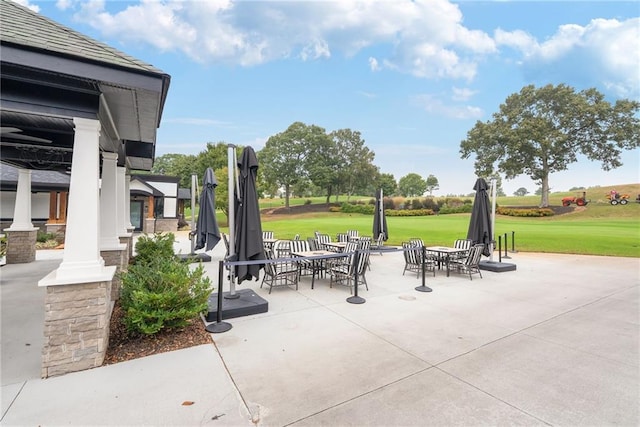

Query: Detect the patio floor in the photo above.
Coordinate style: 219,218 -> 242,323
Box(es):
2,231 -> 638,426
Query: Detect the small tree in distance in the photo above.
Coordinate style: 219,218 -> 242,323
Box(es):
514,187 -> 529,196
398,173 -> 426,197
425,174 -> 439,195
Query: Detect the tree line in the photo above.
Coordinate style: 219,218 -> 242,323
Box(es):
151,123 -> 445,209
151,84 -> 638,208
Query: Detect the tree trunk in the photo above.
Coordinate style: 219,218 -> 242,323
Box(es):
325,185 -> 332,204
285,184 -> 290,208
539,173 -> 550,207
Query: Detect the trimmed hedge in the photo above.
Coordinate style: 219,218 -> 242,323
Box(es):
497,207 -> 554,217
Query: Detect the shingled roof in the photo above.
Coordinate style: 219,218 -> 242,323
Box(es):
0,0 -> 163,74
0,161 -> 70,191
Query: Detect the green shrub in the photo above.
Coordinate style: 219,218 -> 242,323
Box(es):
134,233 -> 176,264
37,231 -> 57,243
340,202 -> 374,215
120,232 -> 212,335
304,199 -> 312,205
120,258 -> 212,335
0,235 -> 6,258
497,207 -> 554,217
387,209 -> 435,217
439,204 -> 473,214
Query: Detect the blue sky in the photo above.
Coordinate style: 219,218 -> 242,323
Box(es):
22,0 -> 640,196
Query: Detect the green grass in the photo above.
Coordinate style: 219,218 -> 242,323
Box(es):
184,183 -> 640,257
252,209 -> 640,257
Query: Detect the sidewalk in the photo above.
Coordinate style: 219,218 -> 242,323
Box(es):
2,232 -> 639,426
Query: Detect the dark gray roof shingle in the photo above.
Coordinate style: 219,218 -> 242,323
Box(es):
0,162 -> 70,190
0,0 -> 163,74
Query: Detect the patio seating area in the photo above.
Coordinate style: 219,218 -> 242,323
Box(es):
2,230 -> 639,426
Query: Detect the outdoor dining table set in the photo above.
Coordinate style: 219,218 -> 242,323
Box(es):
259,231 -> 373,294
401,238 -> 485,281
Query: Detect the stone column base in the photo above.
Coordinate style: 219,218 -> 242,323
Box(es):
144,218 -> 156,234
154,218 -> 178,233
101,249 -> 125,300
42,279 -> 112,378
4,229 -> 37,264
45,223 -> 66,243
119,235 -> 133,267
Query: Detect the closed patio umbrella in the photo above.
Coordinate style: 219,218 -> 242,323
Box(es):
373,188 -> 388,241
233,146 -> 265,283
194,167 -> 221,251
467,178 -> 492,257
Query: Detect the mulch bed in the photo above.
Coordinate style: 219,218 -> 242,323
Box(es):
104,300 -> 212,365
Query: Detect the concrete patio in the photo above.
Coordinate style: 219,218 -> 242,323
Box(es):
2,231 -> 639,426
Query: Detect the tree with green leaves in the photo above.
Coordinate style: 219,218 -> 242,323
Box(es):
259,122 -> 313,208
514,187 -> 529,196
460,84 -> 640,207
195,142 -> 230,177
330,129 -> 376,200
304,125 -> 340,203
152,153 -> 198,188
378,173 -> 397,197
398,173 -> 426,197
425,174 -> 439,195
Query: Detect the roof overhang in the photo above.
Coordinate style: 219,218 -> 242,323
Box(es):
0,42 -> 170,172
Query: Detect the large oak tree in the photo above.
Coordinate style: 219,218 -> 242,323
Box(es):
460,84 -> 639,207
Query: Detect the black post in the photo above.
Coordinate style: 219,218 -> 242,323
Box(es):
347,249 -> 366,304
503,233 -> 511,259
510,231 -> 517,253
206,260 -> 232,333
498,235 -> 502,263
415,245 -> 432,292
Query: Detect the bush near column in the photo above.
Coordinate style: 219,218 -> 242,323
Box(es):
119,233 -> 212,335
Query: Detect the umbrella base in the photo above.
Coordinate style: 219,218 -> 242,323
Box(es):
479,260 -> 517,272
178,253 -> 212,263
205,288 -> 268,321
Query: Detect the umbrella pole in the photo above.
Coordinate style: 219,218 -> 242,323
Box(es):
190,174 -> 196,255
226,144 -> 239,299
379,188 -> 384,238
489,177 -> 497,262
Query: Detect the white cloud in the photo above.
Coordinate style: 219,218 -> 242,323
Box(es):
55,0 -> 73,11
368,57 -> 380,71
496,17 -> 640,99
69,0 -> 495,79
451,87 -> 477,102
14,0 -> 39,12
412,94 -> 483,120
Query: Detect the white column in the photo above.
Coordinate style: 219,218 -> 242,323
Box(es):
117,166 -> 130,237
100,152 -> 126,250
40,118 -> 114,285
6,168 -> 37,231
125,172 -> 134,230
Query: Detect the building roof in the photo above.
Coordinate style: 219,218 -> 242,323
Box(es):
0,161 -> 70,191
0,0 -> 171,172
0,0 -> 163,74
178,188 -> 191,200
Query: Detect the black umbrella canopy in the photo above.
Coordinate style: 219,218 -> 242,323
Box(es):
467,178 -> 493,257
373,188 -> 388,241
234,146 -> 265,283
194,167 -> 221,251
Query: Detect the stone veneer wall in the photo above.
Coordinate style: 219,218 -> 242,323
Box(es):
144,218 -> 156,233
119,235 -> 132,265
154,218 -> 178,233
5,229 -> 37,263
45,223 -> 66,243
101,249 -> 125,300
42,280 -> 112,378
